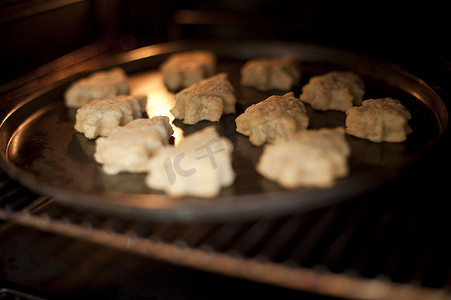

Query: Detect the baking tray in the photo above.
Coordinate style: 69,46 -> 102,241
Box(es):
0,40 -> 448,221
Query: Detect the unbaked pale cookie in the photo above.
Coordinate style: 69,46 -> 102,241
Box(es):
64,67 -> 130,108
145,126 -> 235,198
74,95 -> 147,139
160,50 -> 216,91
94,117 -> 174,175
345,97 -> 412,143
256,127 -> 350,188
300,71 -> 365,111
240,55 -> 301,91
171,73 -> 236,125
235,92 -> 309,146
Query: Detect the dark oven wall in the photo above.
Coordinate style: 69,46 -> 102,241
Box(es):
0,0 -> 120,85
1,0 -> 450,86
123,0 -> 450,62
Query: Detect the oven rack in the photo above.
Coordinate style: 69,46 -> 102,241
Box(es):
1,169 -> 451,300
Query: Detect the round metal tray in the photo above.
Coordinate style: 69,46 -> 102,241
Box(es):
0,40 -> 448,221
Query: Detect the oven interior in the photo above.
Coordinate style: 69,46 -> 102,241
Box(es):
1,1 -> 451,299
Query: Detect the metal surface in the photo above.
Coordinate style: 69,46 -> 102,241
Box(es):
0,40 -> 448,221
1,164 -> 451,300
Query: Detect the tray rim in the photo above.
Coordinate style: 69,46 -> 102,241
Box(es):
0,39 -> 449,221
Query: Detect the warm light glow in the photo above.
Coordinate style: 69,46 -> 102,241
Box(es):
129,71 -> 184,145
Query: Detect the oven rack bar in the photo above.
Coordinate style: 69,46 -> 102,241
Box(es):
1,171 -> 451,300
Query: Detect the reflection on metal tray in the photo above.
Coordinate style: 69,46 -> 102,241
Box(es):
0,40 -> 448,221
